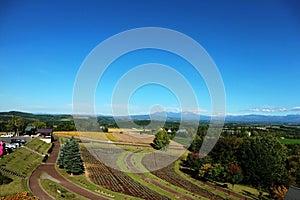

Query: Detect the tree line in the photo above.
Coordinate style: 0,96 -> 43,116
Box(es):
184,126 -> 300,198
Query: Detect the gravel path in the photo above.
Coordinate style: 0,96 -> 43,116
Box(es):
29,140 -> 108,200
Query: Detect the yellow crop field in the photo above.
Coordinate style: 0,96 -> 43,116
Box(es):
54,131 -> 109,140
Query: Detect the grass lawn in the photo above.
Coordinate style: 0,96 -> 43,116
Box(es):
278,138 -> 300,144
25,138 -> 52,154
173,136 -> 192,146
214,181 -> 269,199
40,177 -> 87,200
0,175 -> 29,197
0,139 -> 49,197
0,147 -> 43,176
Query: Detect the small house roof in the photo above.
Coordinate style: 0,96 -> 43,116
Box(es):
25,126 -> 36,131
37,128 -> 53,134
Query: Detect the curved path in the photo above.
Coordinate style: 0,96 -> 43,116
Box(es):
126,152 -> 195,200
29,140 -> 108,200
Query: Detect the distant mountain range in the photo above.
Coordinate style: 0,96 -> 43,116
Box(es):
1,111 -> 300,123
119,112 -> 300,123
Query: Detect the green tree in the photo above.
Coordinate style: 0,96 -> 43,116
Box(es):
57,137 -> 84,175
239,135 -> 287,189
28,120 -> 47,129
6,116 -> 24,134
227,163 -> 243,190
207,163 -> 225,182
57,146 -> 65,168
152,130 -> 170,150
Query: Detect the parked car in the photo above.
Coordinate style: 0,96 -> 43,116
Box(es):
5,143 -> 17,149
0,133 -> 14,138
11,139 -> 26,144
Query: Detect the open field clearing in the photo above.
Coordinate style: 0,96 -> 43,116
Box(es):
111,132 -> 154,144
278,138 -> 300,144
81,147 -> 170,199
109,128 -> 151,134
55,131 -> 154,144
54,131 -> 109,140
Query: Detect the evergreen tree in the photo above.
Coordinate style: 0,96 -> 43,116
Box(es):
57,147 -> 64,168
56,137 -> 84,175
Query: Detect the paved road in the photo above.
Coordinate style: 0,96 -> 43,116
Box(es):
29,139 -> 108,200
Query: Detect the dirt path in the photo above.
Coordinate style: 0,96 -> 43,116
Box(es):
29,140 -> 108,200
125,152 -> 195,200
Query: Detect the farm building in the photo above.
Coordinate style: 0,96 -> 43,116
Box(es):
37,128 -> 53,143
24,126 -> 36,135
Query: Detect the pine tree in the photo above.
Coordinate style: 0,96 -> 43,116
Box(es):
57,148 -> 64,168
56,137 -> 84,175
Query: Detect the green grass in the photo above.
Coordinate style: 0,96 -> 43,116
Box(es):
25,138 -> 52,154
40,177 -> 87,200
173,136 -> 192,146
0,148 -> 43,176
0,139 -> 49,197
278,138 -> 300,144
0,175 -> 29,197
213,181 -> 268,199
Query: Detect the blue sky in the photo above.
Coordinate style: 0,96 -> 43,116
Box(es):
0,0 -> 300,115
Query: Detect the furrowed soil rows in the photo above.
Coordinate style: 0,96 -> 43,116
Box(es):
82,147 -> 169,200
142,153 -> 225,200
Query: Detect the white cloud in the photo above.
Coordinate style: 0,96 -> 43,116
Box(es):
249,106 -> 300,113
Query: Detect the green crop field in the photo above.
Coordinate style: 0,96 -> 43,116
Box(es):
278,138 -> 300,144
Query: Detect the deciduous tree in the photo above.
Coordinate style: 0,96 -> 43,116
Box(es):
152,130 -> 170,150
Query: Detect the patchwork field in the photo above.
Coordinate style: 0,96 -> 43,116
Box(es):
81,147 -> 170,199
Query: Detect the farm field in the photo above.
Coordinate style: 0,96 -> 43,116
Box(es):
142,154 -> 227,200
278,138 -> 300,144
81,147 -> 170,199
119,150 -> 209,200
55,130 -> 154,144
